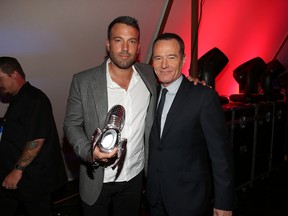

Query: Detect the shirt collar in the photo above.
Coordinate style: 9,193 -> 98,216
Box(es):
106,59 -> 139,89
160,75 -> 183,94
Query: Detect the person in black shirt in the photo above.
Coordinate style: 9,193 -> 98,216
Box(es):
0,56 -> 67,216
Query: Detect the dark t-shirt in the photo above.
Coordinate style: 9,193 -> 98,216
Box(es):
0,82 -> 67,200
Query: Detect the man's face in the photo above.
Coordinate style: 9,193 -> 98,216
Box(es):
0,70 -> 16,96
106,23 -> 140,69
152,39 -> 185,87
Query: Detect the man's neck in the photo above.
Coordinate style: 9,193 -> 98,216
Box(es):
108,62 -> 133,91
12,80 -> 26,96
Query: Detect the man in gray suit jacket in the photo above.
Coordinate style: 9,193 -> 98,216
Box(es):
146,33 -> 234,216
64,16 -> 157,216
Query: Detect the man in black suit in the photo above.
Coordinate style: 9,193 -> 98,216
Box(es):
146,33 -> 234,216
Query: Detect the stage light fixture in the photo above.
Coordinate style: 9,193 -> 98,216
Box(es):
261,59 -> 285,100
197,47 -> 229,89
230,57 -> 267,103
233,57 -> 266,96
277,72 -> 288,89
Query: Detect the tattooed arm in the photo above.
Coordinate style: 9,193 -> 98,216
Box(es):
2,138 -> 45,190
16,138 -> 45,169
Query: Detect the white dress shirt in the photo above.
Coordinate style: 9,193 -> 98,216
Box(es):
104,60 -> 150,182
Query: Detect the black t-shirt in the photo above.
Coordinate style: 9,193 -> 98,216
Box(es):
0,82 -> 67,200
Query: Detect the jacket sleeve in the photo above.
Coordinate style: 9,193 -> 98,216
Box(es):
200,89 -> 235,210
63,74 -> 92,163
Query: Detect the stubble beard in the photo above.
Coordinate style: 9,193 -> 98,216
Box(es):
109,52 -> 136,70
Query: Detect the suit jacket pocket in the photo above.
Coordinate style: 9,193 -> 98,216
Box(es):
181,170 -> 210,182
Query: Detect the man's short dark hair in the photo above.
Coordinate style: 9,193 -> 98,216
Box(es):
0,56 -> 25,79
153,33 -> 185,58
107,16 -> 140,40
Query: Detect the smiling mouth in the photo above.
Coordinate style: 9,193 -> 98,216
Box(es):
160,70 -> 171,74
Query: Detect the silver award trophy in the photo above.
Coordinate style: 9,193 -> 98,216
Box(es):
91,105 -> 127,179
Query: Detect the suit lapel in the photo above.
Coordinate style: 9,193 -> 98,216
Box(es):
134,63 -> 158,136
90,62 -> 109,129
160,78 -> 190,142
134,63 -> 157,99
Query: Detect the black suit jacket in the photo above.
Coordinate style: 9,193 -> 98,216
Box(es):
147,76 -> 234,215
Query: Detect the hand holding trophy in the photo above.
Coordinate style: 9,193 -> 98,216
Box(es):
91,105 -> 127,180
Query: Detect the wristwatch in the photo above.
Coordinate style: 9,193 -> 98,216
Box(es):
15,163 -> 26,171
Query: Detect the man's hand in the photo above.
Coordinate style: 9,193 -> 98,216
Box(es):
213,208 -> 233,216
187,76 -> 207,86
92,146 -> 118,163
2,169 -> 23,190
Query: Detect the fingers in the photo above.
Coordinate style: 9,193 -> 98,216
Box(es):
93,146 -> 118,162
186,76 -> 202,85
2,183 -> 17,190
6,185 -> 17,189
186,75 -> 211,87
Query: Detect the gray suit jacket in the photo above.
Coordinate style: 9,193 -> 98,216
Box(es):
64,60 -> 157,205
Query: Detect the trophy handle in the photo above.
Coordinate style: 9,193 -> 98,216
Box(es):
112,138 -> 127,180
91,128 -> 102,150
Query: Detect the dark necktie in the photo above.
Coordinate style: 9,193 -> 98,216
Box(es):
156,88 -> 168,134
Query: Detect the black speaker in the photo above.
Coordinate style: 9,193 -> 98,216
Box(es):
223,103 -> 256,189
253,102 -> 273,180
271,101 -> 287,169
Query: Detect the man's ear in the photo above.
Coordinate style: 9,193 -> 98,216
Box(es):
137,44 -> 141,54
106,39 -> 110,52
182,55 -> 186,67
11,71 -> 18,78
